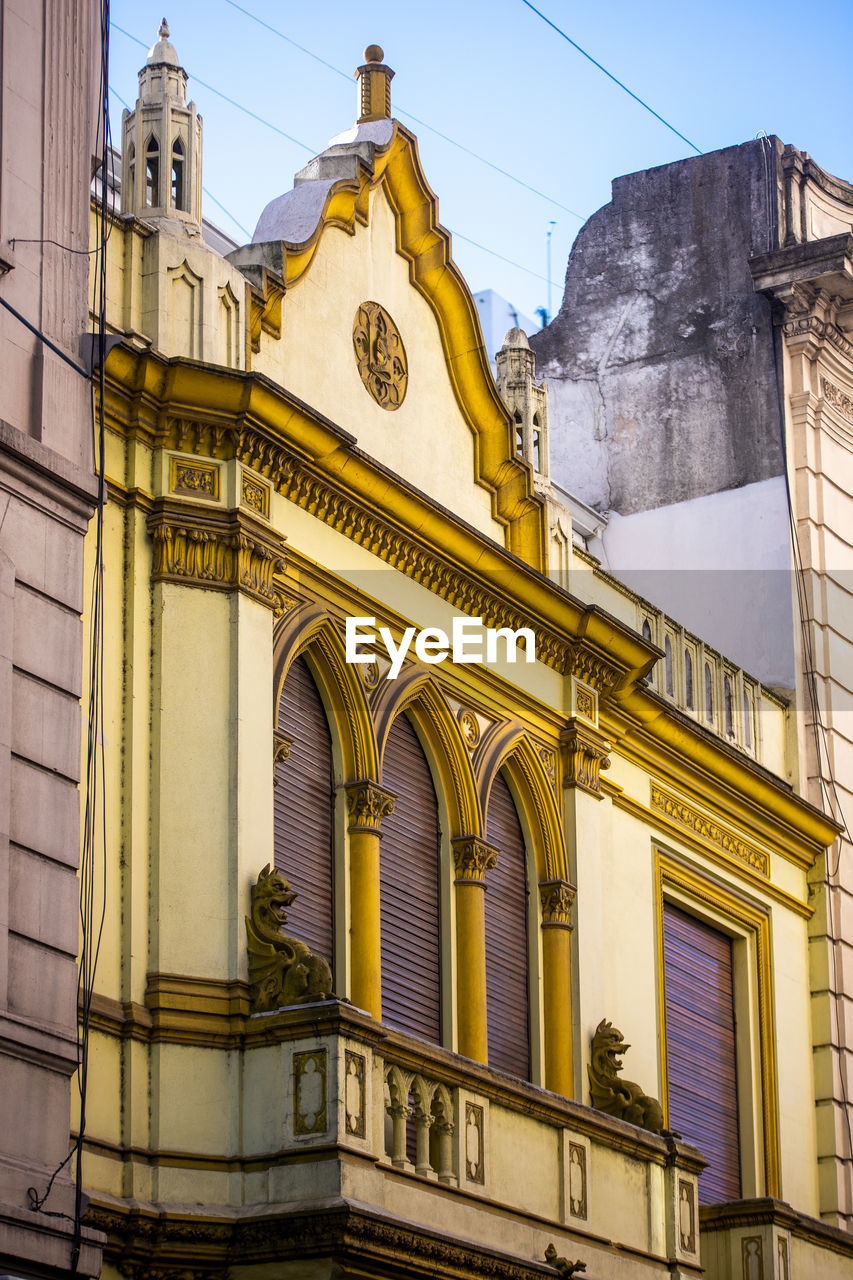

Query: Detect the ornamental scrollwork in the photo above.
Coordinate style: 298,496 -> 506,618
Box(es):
539,879 -> 576,927
353,301 -> 408,410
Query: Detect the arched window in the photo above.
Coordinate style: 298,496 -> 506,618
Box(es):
705,663 -> 714,723
724,676 -> 734,737
684,649 -> 694,710
126,142 -> 135,206
145,135 -> 159,206
274,655 -> 335,972
743,690 -> 752,749
642,620 -> 652,683
664,635 -> 674,697
171,136 -> 184,210
514,410 -> 523,455
485,770 -> 530,1080
380,713 -> 441,1044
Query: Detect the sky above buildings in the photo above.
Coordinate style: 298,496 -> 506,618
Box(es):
110,0 -> 852,327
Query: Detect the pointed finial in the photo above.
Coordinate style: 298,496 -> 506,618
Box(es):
159,18 -> 170,39
355,44 -> 394,123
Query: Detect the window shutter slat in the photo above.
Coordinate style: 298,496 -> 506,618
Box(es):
485,771 -> 530,1080
274,655 -> 335,972
663,904 -> 741,1204
380,714 -> 441,1044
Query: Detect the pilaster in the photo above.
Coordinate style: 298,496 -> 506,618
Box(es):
345,781 -> 395,1019
452,837 -> 498,1063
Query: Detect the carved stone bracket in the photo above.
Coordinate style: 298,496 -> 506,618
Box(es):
539,879 -> 576,928
452,837 -> 498,885
560,718 -> 611,797
147,498 -> 287,611
345,780 -> 396,833
566,643 -> 622,696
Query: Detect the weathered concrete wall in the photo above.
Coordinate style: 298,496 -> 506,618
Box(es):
531,140 -> 784,515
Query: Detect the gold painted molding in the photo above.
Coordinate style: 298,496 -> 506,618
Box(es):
147,497 -> 287,611
610,789 -> 811,919
651,783 -> 769,877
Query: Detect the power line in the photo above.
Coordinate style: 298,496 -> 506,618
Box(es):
112,23 -> 319,153
110,22 -> 566,296
520,0 -> 702,156
223,0 -> 585,221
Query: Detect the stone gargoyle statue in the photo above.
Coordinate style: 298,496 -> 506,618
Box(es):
587,1019 -> 664,1134
544,1243 -> 586,1277
246,864 -> 333,1012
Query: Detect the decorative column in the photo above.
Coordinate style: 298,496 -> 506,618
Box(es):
539,880 -> 576,1097
452,836 -> 498,1063
345,781 -> 395,1019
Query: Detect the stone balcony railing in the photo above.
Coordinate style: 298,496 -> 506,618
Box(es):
243,999 -> 706,1278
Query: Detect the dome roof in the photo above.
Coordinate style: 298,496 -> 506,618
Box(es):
502,326 -> 530,349
147,18 -> 179,66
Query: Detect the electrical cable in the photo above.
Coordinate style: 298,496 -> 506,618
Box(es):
520,0 -> 702,156
110,19 -> 576,292
0,296 -> 89,376
223,0 -> 586,221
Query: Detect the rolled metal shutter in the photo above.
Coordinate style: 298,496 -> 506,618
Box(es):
663,903 -> 741,1203
380,713 -> 441,1044
485,771 -> 530,1079
274,655 -> 335,973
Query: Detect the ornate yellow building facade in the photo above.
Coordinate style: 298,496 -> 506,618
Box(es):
82,27 -> 853,1280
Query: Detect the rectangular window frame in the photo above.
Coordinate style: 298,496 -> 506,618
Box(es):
654,849 -> 780,1200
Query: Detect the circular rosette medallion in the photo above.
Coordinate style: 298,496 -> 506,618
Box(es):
352,301 -> 408,410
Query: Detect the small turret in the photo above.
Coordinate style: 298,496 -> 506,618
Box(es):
120,18 -> 203,231
496,327 -> 550,481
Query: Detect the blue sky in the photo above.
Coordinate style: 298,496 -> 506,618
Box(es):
110,1 -> 853,325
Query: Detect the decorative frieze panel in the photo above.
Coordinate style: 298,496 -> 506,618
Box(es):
823,376 -> 853,424
678,1179 -> 696,1254
241,470 -> 271,518
465,1102 -> 485,1184
344,1050 -> 366,1138
742,1235 -> 763,1279
147,498 -> 287,611
568,1141 -> 587,1219
651,782 -> 769,876
169,455 -> 220,500
293,1049 -> 328,1137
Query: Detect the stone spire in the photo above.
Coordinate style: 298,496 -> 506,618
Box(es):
496,328 -> 550,482
355,45 -> 394,123
120,18 -> 203,231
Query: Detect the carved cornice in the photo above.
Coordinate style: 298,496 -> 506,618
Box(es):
650,783 -> 769,876
87,1199 -> 563,1280
147,498 -> 287,611
560,719 -> 611,797
452,836 -> 499,884
538,879 -> 576,928
345,780 -> 396,832
566,645 -> 622,695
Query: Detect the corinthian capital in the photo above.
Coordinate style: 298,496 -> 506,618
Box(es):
345,780 -> 396,832
539,879 -> 576,928
452,837 -> 498,884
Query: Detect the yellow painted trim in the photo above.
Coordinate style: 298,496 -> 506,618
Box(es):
374,668 -> 480,838
609,789 -> 811,919
261,123 -> 546,562
654,850 -> 781,1200
274,604 -> 378,780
